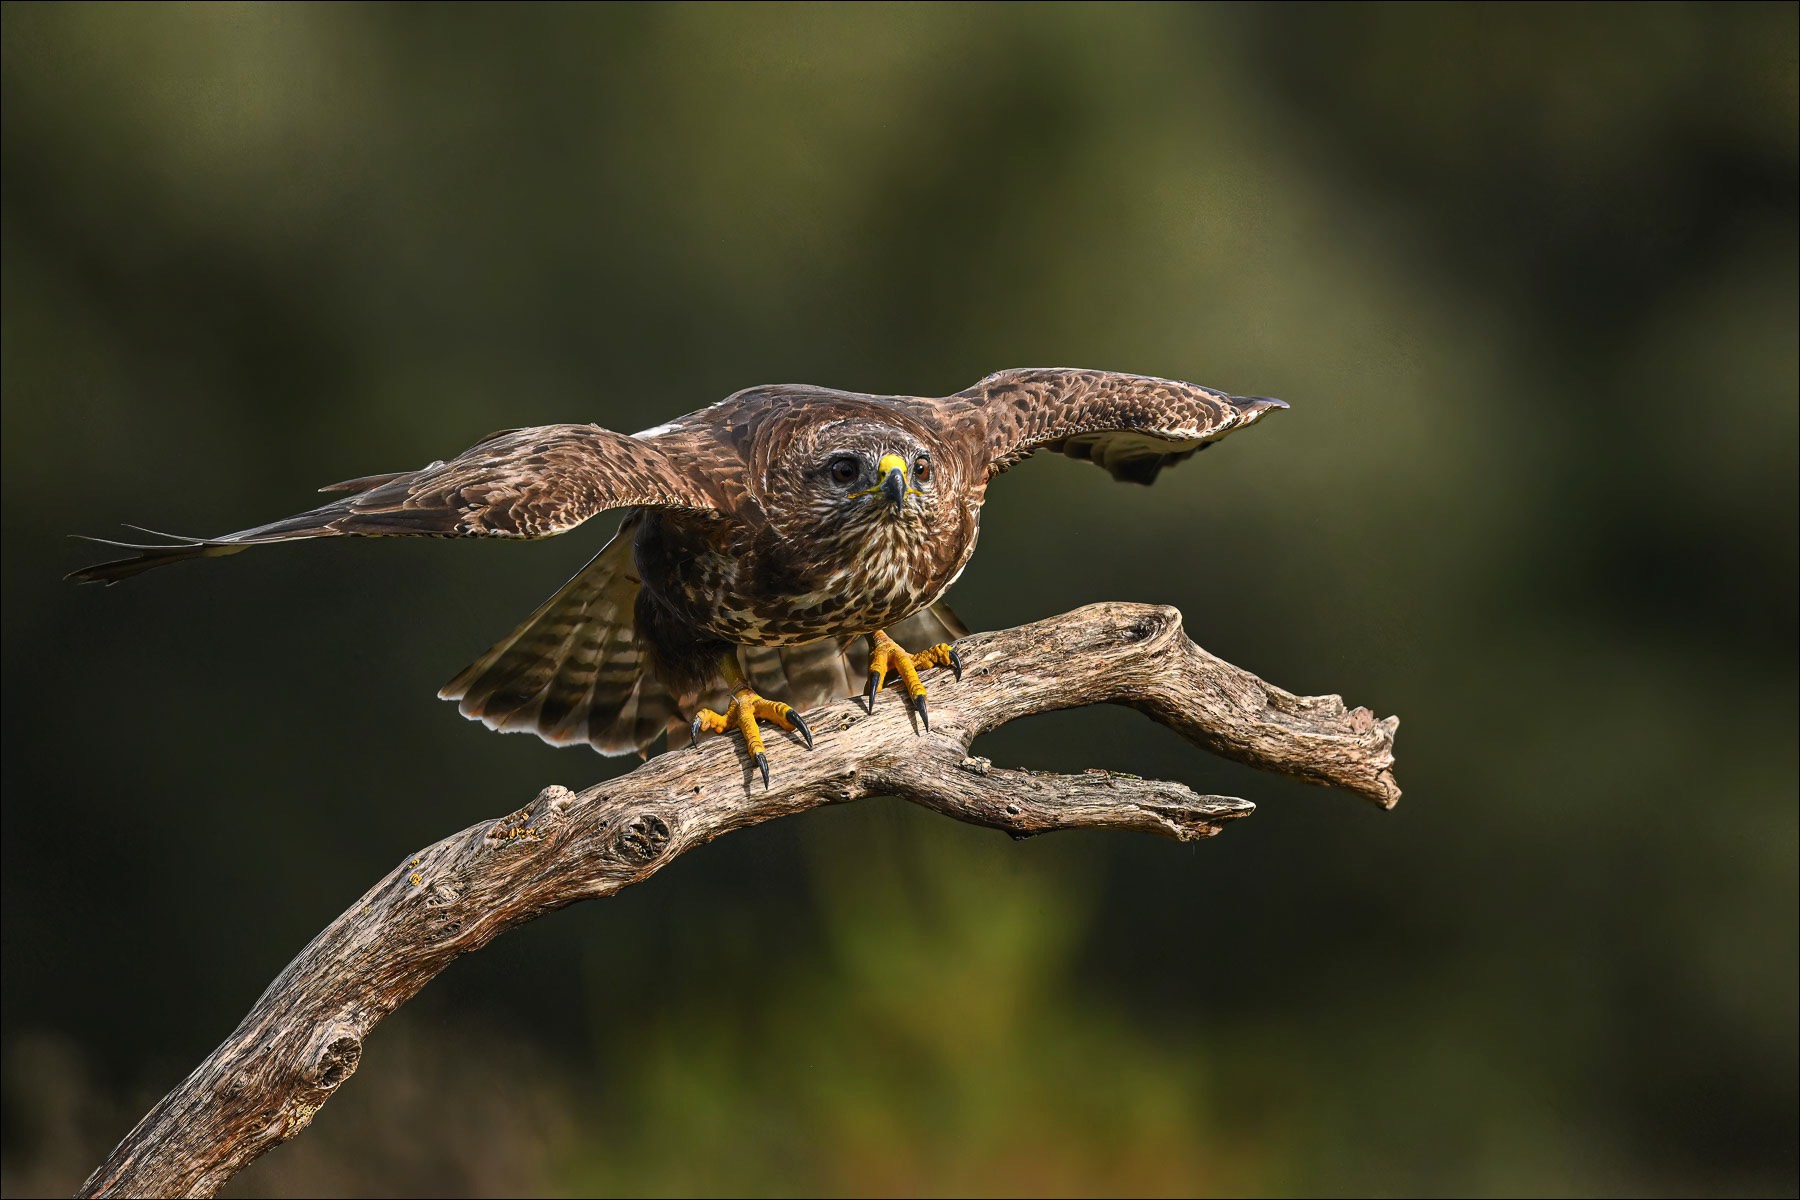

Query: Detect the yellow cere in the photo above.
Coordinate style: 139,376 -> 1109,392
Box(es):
850,453 -> 918,500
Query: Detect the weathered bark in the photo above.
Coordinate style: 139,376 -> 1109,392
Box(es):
79,602 -> 1399,1198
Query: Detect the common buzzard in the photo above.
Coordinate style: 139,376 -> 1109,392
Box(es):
70,368 -> 1285,783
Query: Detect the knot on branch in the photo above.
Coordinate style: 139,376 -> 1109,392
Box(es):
1109,603 -> 1181,647
613,812 -> 673,865
299,1024 -> 362,1094
217,1070 -> 254,1102
487,784 -> 578,842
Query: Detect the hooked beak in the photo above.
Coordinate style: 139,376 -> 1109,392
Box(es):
877,454 -> 908,509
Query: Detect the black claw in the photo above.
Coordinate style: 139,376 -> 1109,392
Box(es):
864,671 -> 881,713
690,717 -> 705,744
948,646 -> 963,681
754,751 -> 770,789
915,693 -> 930,732
790,708 -> 814,750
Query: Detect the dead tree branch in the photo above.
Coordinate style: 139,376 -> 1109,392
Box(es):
79,601 -> 1399,1198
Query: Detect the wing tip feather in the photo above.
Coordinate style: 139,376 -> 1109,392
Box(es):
64,531 -> 250,584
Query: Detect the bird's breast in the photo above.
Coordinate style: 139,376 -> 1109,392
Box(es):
639,506 -> 977,646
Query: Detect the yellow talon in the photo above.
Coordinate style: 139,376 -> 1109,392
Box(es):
863,630 -> 963,731
689,659 -> 813,787
691,707 -> 732,737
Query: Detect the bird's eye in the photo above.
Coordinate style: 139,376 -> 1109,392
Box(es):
829,456 -> 860,485
914,456 -> 932,483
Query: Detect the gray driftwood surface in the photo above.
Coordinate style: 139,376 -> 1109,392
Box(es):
78,601 -> 1400,1199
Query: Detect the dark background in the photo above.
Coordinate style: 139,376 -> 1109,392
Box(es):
3,4 -> 1795,1196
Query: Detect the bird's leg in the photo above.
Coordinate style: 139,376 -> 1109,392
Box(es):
689,653 -> 813,787
863,629 -> 962,731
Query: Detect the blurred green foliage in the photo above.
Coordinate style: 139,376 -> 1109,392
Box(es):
2,3 -> 1794,1196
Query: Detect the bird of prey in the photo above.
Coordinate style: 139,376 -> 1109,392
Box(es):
70,368 -> 1285,784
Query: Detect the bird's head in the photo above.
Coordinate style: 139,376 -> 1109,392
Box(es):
816,437 -> 940,529
825,444 -> 933,516
762,416 -> 951,540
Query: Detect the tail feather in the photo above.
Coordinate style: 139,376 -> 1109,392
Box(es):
887,600 -> 972,653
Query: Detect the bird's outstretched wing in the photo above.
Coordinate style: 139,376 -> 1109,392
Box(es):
67,423 -> 720,584
934,367 -> 1287,486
